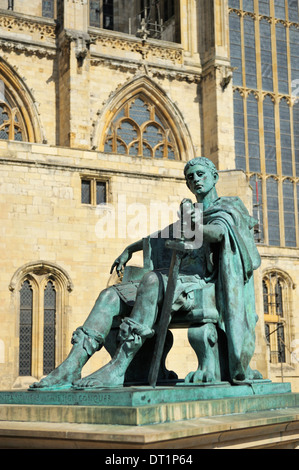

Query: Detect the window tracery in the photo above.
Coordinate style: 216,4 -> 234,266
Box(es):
11,262 -> 73,381
104,95 -> 178,160
0,95 -> 27,142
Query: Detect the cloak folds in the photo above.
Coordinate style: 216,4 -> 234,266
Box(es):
203,197 -> 261,381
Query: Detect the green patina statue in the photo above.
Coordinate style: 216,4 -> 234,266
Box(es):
30,157 -> 263,390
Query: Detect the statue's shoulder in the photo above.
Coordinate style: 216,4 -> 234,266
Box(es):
216,196 -> 247,211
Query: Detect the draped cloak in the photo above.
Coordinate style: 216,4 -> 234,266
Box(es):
113,196 -> 261,382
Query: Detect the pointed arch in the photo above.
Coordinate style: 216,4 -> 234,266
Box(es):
10,261 -> 73,383
92,75 -> 195,161
0,57 -> 43,143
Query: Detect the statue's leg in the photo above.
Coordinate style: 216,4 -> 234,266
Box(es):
29,287 -> 127,390
73,272 -> 163,388
184,323 -> 220,384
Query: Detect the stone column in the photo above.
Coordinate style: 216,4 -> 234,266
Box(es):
57,0 -> 91,149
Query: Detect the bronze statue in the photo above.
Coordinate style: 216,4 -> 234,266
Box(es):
30,157 -> 262,390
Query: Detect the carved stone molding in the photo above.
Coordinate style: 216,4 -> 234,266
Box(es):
0,12 -> 56,41
90,54 -> 201,84
90,30 -> 184,65
0,38 -> 56,58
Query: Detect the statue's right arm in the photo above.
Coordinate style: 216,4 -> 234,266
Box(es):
110,239 -> 143,277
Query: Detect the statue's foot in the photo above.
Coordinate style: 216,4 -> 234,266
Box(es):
73,362 -> 124,389
184,369 -> 216,384
233,368 -> 264,385
29,362 -> 81,391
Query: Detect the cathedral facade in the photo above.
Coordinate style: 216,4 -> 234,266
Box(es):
0,0 -> 298,391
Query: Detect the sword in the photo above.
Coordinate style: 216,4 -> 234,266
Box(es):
148,200 -> 195,388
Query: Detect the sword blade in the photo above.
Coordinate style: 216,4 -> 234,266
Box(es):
148,248 -> 184,387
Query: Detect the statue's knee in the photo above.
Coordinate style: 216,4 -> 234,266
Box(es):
98,287 -> 119,305
139,271 -> 159,291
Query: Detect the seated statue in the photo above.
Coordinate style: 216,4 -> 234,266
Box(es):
30,157 -> 262,390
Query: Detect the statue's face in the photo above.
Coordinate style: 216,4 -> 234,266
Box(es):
185,164 -> 218,197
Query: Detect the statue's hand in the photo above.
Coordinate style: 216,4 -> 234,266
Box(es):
110,249 -> 132,277
179,199 -> 202,235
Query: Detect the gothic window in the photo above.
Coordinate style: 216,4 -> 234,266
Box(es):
19,281 -> 33,377
288,0 -> 299,21
283,179 -> 296,247
233,90 -> 245,170
89,1 -> 180,43
250,175 -> 264,243
260,20 -> 273,92
266,177 -> 280,246
263,272 -> 292,364
90,0 -> 114,30
280,99 -> 293,177
104,95 -> 178,160
14,263 -> 72,380
43,281 -> 56,375
274,0 -> 286,19
244,16 -> 257,89
0,93 -> 27,142
263,96 -> 277,174
229,0 -> 240,8
259,0 -> 270,16
229,13 -> 242,87
229,4 -> 299,247
276,24 -> 289,95
247,93 -> 260,172
243,0 -> 254,12
42,0 -> 55,18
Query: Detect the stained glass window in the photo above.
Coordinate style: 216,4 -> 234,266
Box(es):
244,16 -> 257,89
275,0 -> 286,19
247,94 -> 260,172
290,26 -> 299,87
0,99 -> 26,142
90,1 -> 100,27
42,0 -> 54,18
243,0 -> 254,13
104,95 -> 178,160
263,272 -> 289,363
264,96 -> 277,174
276,24 -> 289,95
43,281 -> 56,375
233,90 -> 246,170
283,179 -> 296,247
229,13 -> 243,86
267,177 -> 280,246
230,2 -> 299,248
259,0 -> 270,16
250,175 -> 264,242
288,0 -> 299,21
19,281 -> 33,376
260,20 -> 273,92
280,99 -> 293,176
229,0 -> 240,8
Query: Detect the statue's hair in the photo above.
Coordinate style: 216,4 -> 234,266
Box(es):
184,157 -> 218,176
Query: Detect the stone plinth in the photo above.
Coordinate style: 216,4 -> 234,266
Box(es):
0,382 -> 299,449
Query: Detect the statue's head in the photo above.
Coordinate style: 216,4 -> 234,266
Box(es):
184,157 -> 218,178
184,157 -> 219,200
